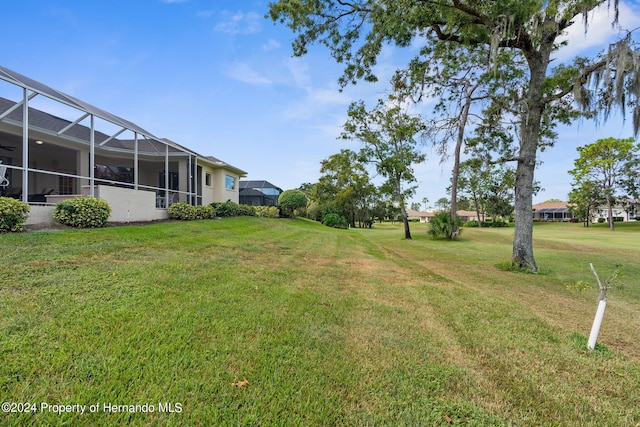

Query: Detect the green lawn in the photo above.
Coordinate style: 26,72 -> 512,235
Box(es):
1,218 -> 639,426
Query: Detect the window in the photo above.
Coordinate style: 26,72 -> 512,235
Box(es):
225,175 -> 235,190
59,176 -> 73,195
205,173 -> 212,187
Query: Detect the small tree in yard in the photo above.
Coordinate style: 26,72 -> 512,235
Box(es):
569,138 -> 640,230
278,189 -> 307,218
342,94 -> 427,240
569,264 -> 624,350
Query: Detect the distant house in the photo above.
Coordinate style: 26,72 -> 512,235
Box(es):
532,201 -> 575,221
592,204 -> 636,222
0,64 -> 247,226
239,180 -> 283,206
416,210 -> 480,223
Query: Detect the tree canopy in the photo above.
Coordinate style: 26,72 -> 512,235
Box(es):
569,137 -> 640,230
270,0 -> 640,272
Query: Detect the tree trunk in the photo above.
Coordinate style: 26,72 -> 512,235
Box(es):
606,194 -> 615,231
401,206 -> 412,239
512,49 -> 551,272
396,176 -> 411,239
450,81 -> 477,239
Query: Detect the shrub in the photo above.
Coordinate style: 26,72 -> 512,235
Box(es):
237,204 -> 257,217
53,197 -> 111,228
464,219 -> 508,228
427,211 -> 463,239
322,213 -> 348,229
278,190 -> 308,217
195,205 -> 217,220
168,203 -> 217,220
255,206 -> 280,218
211,201 -> 256,217
0,196 -> 30,232
168,202 -> 196,220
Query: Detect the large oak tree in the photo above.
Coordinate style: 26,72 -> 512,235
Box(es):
269,0 -> 640,272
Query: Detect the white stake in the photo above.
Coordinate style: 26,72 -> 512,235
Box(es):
587,299 -> 607,350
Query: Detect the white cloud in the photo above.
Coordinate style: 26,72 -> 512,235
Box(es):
262,38 -> 281,51
284,57 -> 312,88
214,11 -> 261,34
196,10 -> 214,18
554,2 -> 640,62
225,63 -> 272,85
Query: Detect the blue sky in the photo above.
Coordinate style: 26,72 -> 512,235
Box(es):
2,0 -> 640,206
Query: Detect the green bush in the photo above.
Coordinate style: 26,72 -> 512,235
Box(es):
427,211 -> 463,239
210,201 -> 256,217
168,202 -> 196,220
322,213 -> 348,229
0,196 -> 30,232
255,206 -> 280,218
463,219 -> 508,228
195,205 -> 217,219
169,203 -> 217,220
278,189 -> 308,217
53,197 -> 111,228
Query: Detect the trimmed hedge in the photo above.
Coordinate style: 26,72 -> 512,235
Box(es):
0,196 -> 30,232
210,201 -> 256,217
255,206 -> 280,218
53,197 -> 111,228
168,202 -> 217,220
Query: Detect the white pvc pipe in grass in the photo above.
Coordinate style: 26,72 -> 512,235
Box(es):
587,299 -> 607,350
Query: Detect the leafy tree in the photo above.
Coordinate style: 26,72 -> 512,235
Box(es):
568,180 -> 606,226
410,202 -> 421,211
315,149 -> 377,227
435,197 -> 450,211
457,159 -> 515,224
421,197 -> 429,211
278,189 -> 308,218
269,0 -> 640,272
342,95 -> 427,239
569,137 -> 640,230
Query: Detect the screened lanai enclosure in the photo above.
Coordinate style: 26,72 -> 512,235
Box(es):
0,65 -> 205,223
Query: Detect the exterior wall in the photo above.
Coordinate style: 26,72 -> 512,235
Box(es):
95,185 -> 168,222
200,165 -> 216,206
212,169 -> 240,203
25,205 -> 56,226
592,206 -> 632,222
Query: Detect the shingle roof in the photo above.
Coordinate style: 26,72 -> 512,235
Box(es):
239,180 -> 282,191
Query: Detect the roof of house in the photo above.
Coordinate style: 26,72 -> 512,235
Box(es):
532,201 -> 570,210
0,64 -> 155,138
0,64 -> 247,176
239,188 -> 270,197
239,180 -> 283,191
415,209 -> 479,218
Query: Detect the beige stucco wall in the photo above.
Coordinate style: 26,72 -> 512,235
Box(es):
95,185 -> 168,222
211,169 -> 239,203
198,165 -> 241,204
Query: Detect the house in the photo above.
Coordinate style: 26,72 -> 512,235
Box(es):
0,64 -> 246,225
239,180 -> 283,206
532,201 -> 575,221
416,210 -> 481,223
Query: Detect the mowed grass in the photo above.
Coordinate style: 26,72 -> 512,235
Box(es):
1,218 -> 639,426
